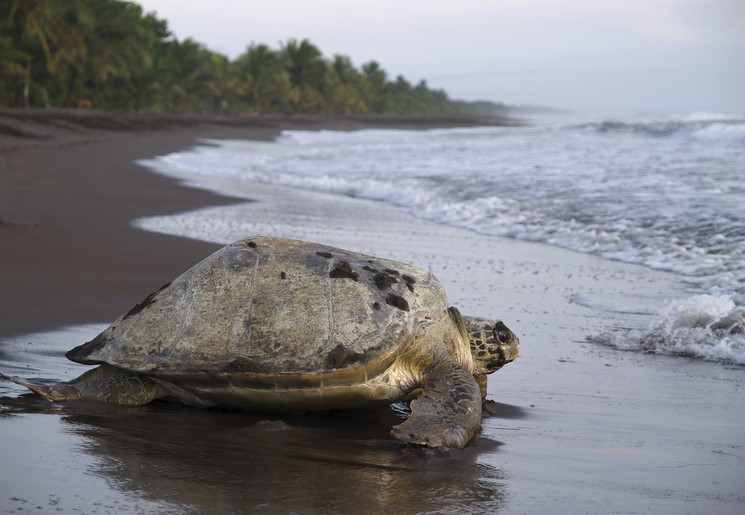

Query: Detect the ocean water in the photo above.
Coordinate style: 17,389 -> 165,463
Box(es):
136,112 -> 745,364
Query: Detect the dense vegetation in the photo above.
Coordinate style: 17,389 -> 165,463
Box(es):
0,0 -> 506,116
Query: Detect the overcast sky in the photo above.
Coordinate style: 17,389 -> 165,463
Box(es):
135,0 -> 744,115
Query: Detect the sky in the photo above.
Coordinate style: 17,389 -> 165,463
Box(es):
135,0 -> 745,115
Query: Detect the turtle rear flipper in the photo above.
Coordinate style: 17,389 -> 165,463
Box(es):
1,364 -> 165,405
391,362 -> 482,449
1,373 -> 70,401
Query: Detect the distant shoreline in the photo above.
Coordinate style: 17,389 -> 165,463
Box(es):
0,108 -> 518,152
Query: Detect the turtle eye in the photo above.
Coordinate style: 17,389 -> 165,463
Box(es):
496,329 -> 510,344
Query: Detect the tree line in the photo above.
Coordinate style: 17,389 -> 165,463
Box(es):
1,0 -> 506,116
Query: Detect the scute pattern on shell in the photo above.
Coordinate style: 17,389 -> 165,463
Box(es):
67,237 -> 448,380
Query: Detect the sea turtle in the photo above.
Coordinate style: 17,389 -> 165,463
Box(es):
3,237 -> 519,448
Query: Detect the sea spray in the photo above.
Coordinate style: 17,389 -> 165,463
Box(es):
590,294 -> 745,364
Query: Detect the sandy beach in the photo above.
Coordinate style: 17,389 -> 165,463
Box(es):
1,109 -> 743,514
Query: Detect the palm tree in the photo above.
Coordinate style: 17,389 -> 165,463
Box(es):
0,0 -> 78,106
235,43 -> 289,113
361,60 -> 388,113
281,38 -> 327,112
1,3 -> 468,114
328,54 -> 368,114
111,11 -> 172,110
206,52 -> 235,113
0,35 -> 28,103
158,38 -> 216,111
55,0 -> 153,107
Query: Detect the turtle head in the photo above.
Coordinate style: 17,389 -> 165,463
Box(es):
462,315 -> 520,375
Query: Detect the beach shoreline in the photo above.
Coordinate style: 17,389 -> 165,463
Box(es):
1,108 -> 743,514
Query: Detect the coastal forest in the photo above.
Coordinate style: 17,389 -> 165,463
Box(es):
1,0 -> 505,116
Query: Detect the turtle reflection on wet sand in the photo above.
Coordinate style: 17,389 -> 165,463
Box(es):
3,237 -> 519,449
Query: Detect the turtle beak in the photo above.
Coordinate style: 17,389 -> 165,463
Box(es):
485,335 -> 519,372
505,335 -> 519,362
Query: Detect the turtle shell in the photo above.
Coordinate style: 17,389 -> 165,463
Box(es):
67,237 -> 448,386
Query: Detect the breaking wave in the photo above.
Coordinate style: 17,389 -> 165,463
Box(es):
590,294 -> 745,364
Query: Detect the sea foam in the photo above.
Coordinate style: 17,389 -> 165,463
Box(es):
590,295 -> 745,364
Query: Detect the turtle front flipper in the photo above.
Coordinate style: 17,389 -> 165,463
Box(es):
2,364 -> 165,405
391,361 -> 482,449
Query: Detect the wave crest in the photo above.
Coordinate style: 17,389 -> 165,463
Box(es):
574,114 -> 745,141
590,295 -> 745,364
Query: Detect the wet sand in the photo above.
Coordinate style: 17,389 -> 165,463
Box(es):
1,109 -> 743,514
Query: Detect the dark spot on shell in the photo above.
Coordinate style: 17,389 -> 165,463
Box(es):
402,274 -> 416,292
316,251 -> 333,259
280,271 -> 286,279
373,272 -> 397,290
326,344 -> 361,369
329,261 -> 359,281
146,342 -> 164,355
384,268 -> 400,276
363,265 -> 379,273
247,241 -> 257,248
122,282 -> 170,320
386,294 -> 410,312
373,302 -> 381,310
